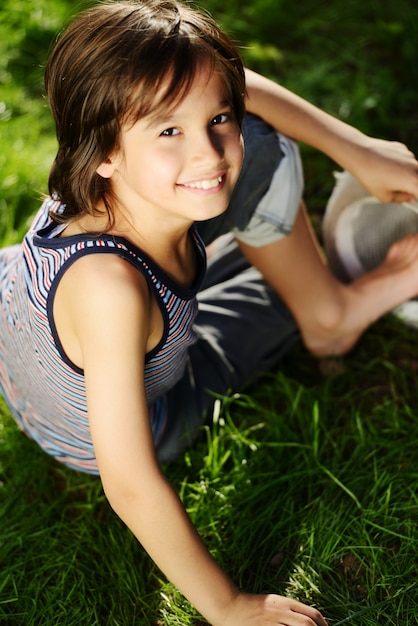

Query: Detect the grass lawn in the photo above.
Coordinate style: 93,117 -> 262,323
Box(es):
1,0 -> 418,624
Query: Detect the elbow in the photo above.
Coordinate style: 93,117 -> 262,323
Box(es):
100,462 -> 167,524
101,477 -> 140,521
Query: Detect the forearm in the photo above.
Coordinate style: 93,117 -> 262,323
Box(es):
108,470 -> 329,626
109,473 -> 238,625
245,68 -> 367,163
245,69 -> 418,203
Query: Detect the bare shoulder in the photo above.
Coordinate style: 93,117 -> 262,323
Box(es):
54,252 -> 152,368
65,251 -> 148,294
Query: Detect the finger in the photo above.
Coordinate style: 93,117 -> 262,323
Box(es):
288,600 -> 328,626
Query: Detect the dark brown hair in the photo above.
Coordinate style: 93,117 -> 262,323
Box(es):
44,0 -> 246,224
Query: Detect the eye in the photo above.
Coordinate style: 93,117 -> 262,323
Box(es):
160,127 -> 181,137
210,113 -> 231,126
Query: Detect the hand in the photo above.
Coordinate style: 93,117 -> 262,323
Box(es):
346,136 -> 418,204
219,592 -> 328,626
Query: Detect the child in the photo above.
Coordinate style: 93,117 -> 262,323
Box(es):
2,1 -> 418,624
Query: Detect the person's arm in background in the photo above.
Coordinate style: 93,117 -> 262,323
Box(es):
245,69 -> 418,203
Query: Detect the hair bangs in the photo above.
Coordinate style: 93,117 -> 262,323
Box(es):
122,38 -> 228,128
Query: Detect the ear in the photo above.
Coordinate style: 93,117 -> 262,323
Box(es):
96,152 -> 119,179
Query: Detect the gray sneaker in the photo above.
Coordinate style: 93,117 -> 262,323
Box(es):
323,170 -> 418,327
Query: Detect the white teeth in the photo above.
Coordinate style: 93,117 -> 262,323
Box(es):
186,176 -> 222,190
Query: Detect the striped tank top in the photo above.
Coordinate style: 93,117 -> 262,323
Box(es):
0,198 -> 206,473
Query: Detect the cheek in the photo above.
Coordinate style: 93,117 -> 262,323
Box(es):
145,148 -> 180,180
122,151 -> 173,188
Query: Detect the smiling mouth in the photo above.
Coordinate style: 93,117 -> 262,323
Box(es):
180,175 -> 223,190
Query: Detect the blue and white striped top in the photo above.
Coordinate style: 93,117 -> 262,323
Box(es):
0,199 -> 206,473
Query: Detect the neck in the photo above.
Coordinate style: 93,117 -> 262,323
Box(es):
65,199 -> 198,287
111,207 -> 198,289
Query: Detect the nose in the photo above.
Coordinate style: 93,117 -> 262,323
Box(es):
190,128 -> 224,166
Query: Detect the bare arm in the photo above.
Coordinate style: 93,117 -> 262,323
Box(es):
245,69 -> 418,203
239,204 -> 418,355
59,253 -> 327,626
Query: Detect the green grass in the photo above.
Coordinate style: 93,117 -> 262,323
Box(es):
1,0 -> 418,624
2,322 -> 418,624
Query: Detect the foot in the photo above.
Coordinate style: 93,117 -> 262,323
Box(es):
323,171 -> 418,327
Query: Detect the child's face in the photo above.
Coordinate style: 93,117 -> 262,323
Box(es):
101,62 -> 244,229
